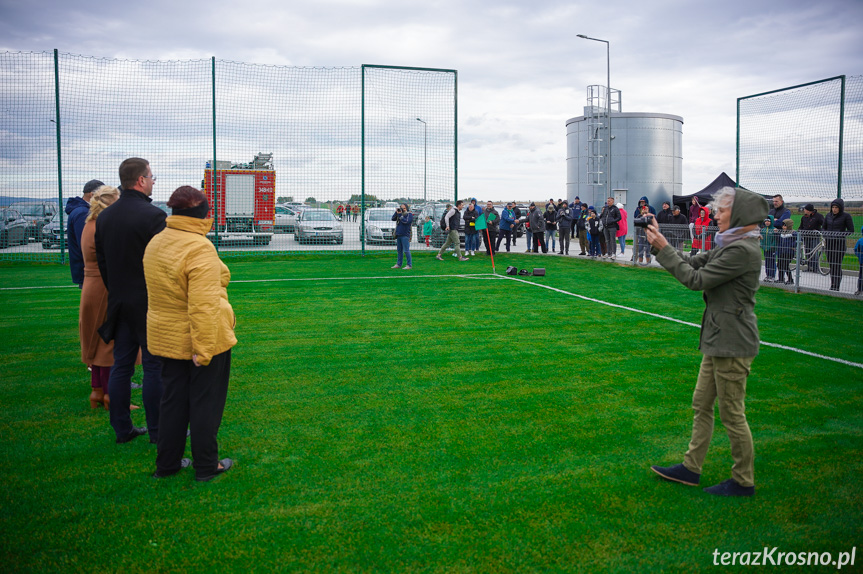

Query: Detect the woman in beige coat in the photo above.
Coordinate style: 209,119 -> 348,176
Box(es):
144,186 -> 237,481
80,185 -> 119,408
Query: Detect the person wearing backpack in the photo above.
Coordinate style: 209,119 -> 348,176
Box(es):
436,201 -> 467,261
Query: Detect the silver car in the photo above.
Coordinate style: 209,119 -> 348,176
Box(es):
362,208 -> 397,244
275,204 -> 300,232
294,208 -> 343,245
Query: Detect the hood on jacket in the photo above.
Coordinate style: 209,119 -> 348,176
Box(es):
639,196 -> 650,205
831,198 -> 845,213
65,196 -> 89,215
731,188 -> 770,228
763,214 -> 775,227
166,215 -> 214,235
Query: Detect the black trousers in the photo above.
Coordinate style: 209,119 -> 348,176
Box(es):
533,233 -> 548,253
483,230 -> 497,255
825,238 -> 846,289
156,350 -> 231,478
108,318 -> 162,441
495,229 -> 512,252
558,229 -> 571,253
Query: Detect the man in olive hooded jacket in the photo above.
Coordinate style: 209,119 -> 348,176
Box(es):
646,186 -> 768,497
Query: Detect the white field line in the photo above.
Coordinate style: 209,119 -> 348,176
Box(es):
0,273 -> 496,291
5,272 -> 861,370
0,284 -> 77,291
500,275 -> 863,371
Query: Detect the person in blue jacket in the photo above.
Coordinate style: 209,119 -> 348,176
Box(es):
392,203 -> 414,269
496,202 -> 516,253
854,226 -> 863,296
636,196 -> 656,216
67,179 -> 104,287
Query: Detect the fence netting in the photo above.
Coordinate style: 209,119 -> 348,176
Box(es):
738,75 -> 863,200
0,52 -> 456,261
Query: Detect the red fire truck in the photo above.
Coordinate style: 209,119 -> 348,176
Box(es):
203,153 -> 275,246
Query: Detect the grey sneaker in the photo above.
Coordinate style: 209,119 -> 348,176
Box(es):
391,264 -> 401,269
458,257 -> 468,261
650,463 -> 701,486
435,255 -> 443,261
403,265 -> 412,270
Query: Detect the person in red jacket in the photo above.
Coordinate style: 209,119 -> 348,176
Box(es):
691,206 -> 712,256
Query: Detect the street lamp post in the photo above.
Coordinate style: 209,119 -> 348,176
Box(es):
577,34 -> 611,203
416,118 -> 427,203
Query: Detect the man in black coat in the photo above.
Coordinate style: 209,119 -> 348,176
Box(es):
599,197 -> 621,258
96,158 -> 167,443
822,198 -> 855,291
799,203 -> 825,272
669,205 -> 689,249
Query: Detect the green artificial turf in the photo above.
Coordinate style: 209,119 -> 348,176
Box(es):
0,253 -> 861,572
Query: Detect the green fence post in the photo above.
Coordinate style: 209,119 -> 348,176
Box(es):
361,65 -> 366,257
54,49 -> 64,264
212,56 -> 219,251
837,75 -> 846,199
735,96 -> 740,188
454,70 -> 458,204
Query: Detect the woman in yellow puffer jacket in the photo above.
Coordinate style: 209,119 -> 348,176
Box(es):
143,186 -> 237,482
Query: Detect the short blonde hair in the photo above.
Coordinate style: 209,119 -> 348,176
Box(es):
86,185 -> 120,222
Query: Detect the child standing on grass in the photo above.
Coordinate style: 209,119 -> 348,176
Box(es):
423,216 -> 433,247
776,219 -> 796,285
854,225 -> 863,296
587,208 -> 601,258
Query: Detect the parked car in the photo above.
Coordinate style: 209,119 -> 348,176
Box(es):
40,211 -> 67,249
361,208 -> 398,244
294,208 -> 343,244
152,201 -> 170,215
275,204 -> 300,232
416,203 -> 465,248
9,200 -> 58,241
0,208 -> 28,248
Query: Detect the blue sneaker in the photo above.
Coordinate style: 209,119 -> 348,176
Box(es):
651,463 -> 700,486
703,478 -> 755,497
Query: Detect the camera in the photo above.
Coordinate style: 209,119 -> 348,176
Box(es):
633,215 -> 654,228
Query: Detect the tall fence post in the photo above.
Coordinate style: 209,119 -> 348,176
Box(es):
837,75 -> 846,199
53,49 -> 64,264
360,65 -> 366,256
211,56 -> 219,252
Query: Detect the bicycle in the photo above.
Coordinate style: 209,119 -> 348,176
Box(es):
789,232 -> 829,276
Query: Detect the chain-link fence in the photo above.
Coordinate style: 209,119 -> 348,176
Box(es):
618,223 -> 863,297
0,52 -> 456,261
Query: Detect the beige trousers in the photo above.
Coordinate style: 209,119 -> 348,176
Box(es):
683,355 -> 755,487
437,229 -> 463,258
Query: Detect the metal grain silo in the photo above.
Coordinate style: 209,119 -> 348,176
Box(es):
566,91 -> 682,224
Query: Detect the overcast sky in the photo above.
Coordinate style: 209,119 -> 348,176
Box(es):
2,0 -> 862,202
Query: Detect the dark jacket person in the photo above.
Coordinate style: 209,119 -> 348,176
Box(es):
822,198 -> 855,291
646,186 -> 768,497
95,158 -> 166,444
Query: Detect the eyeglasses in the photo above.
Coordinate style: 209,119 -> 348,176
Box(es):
143,174 -> 157,182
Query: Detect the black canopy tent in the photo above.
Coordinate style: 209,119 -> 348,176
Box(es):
672,172 -> 741,209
